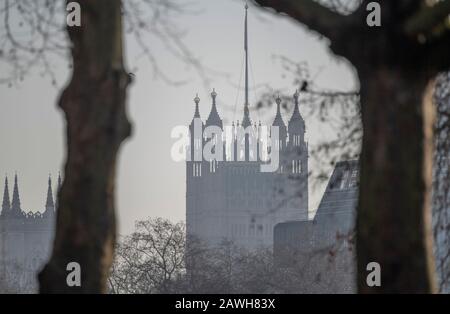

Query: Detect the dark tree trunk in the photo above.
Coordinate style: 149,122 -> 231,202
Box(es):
356,68 -> 436,293
39,0 -> 131,293
253,0 -> 450,293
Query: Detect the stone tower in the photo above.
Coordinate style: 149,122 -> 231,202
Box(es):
186,6 -> 309,250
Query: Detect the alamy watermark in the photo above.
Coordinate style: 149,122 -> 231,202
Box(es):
65,1 -> 382,28
366,2 -> 381,27
67,2 -> 81,27
171,121 -> 281,173
66,262 -> 81,287
366,262 -> 381,287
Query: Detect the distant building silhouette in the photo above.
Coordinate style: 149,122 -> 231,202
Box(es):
186,6 -> 308,249
0,174 -> 58,292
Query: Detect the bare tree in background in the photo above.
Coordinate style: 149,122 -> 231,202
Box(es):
253,0 -> 450,293
109,218 -> 186,294
259,53 -> 450,293
109,217 -> 353,294
254,55 -> 361,179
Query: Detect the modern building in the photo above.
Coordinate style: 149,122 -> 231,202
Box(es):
274,160 -> 358,293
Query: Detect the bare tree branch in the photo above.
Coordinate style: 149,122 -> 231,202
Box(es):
252,0 -> 362,44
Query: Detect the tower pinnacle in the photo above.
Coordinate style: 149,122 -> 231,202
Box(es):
242,4 -> 252,129
11,173 -> 22,216
290,89 -> 303,121
44,174 -> 55,217
1,176 -> 10,215
193,93 -> 200,118
273,94 -> 287,145
206,88 -> 222,128
46,175 -> 54,209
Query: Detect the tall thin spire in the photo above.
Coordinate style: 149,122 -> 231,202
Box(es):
244,3 -> 249,107
45,175 -> 54,209
242,3 -> 252,128
43,174 -> 55,218
11,173 -> 21,215
1,175 -> 11,215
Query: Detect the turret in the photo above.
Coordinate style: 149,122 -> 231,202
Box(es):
205,89 -> 223,173
189,93 -> 204,162
287,91 -> 307,175
288,90 -> 306,147
11,173 -> 23,218
188,94 -> 205,178
1,176 -> 10,217
272,95 -> 287,150
44,175 -> 55,218
205,89 -> 223,129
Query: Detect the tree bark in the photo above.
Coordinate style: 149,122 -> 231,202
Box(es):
356,67 -> 436,293
253,0 -> 450,293
39,0 -> 131,293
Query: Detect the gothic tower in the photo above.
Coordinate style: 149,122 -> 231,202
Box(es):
0,174 -> 57,292
1,176 -> 10,217
11,174 -> 23,218
185,5 -> 309,249
286,90 -> 309,217
187,94 -> 204,241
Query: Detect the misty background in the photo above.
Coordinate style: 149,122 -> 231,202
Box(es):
0,0 -> 357,235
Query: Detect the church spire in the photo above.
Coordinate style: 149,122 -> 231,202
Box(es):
273,95 -> 287,149
190,93 -> 203,128
46,175 -> 54,209
242,3 -> 252,128
44,174 -> 55,217
11,173 -> 22,215
1,175 -> 10,215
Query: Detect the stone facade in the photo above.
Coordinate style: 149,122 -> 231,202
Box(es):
185,90 -> 309,249
0,175 -> 57,292
186,6 -> 308,250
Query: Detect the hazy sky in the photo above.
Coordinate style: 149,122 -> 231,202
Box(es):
0,0 -> 357,235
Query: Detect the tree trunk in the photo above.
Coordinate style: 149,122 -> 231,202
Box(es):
252,0 -> 450,294
39,0 -> 131,293
356,67 -> 436,293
